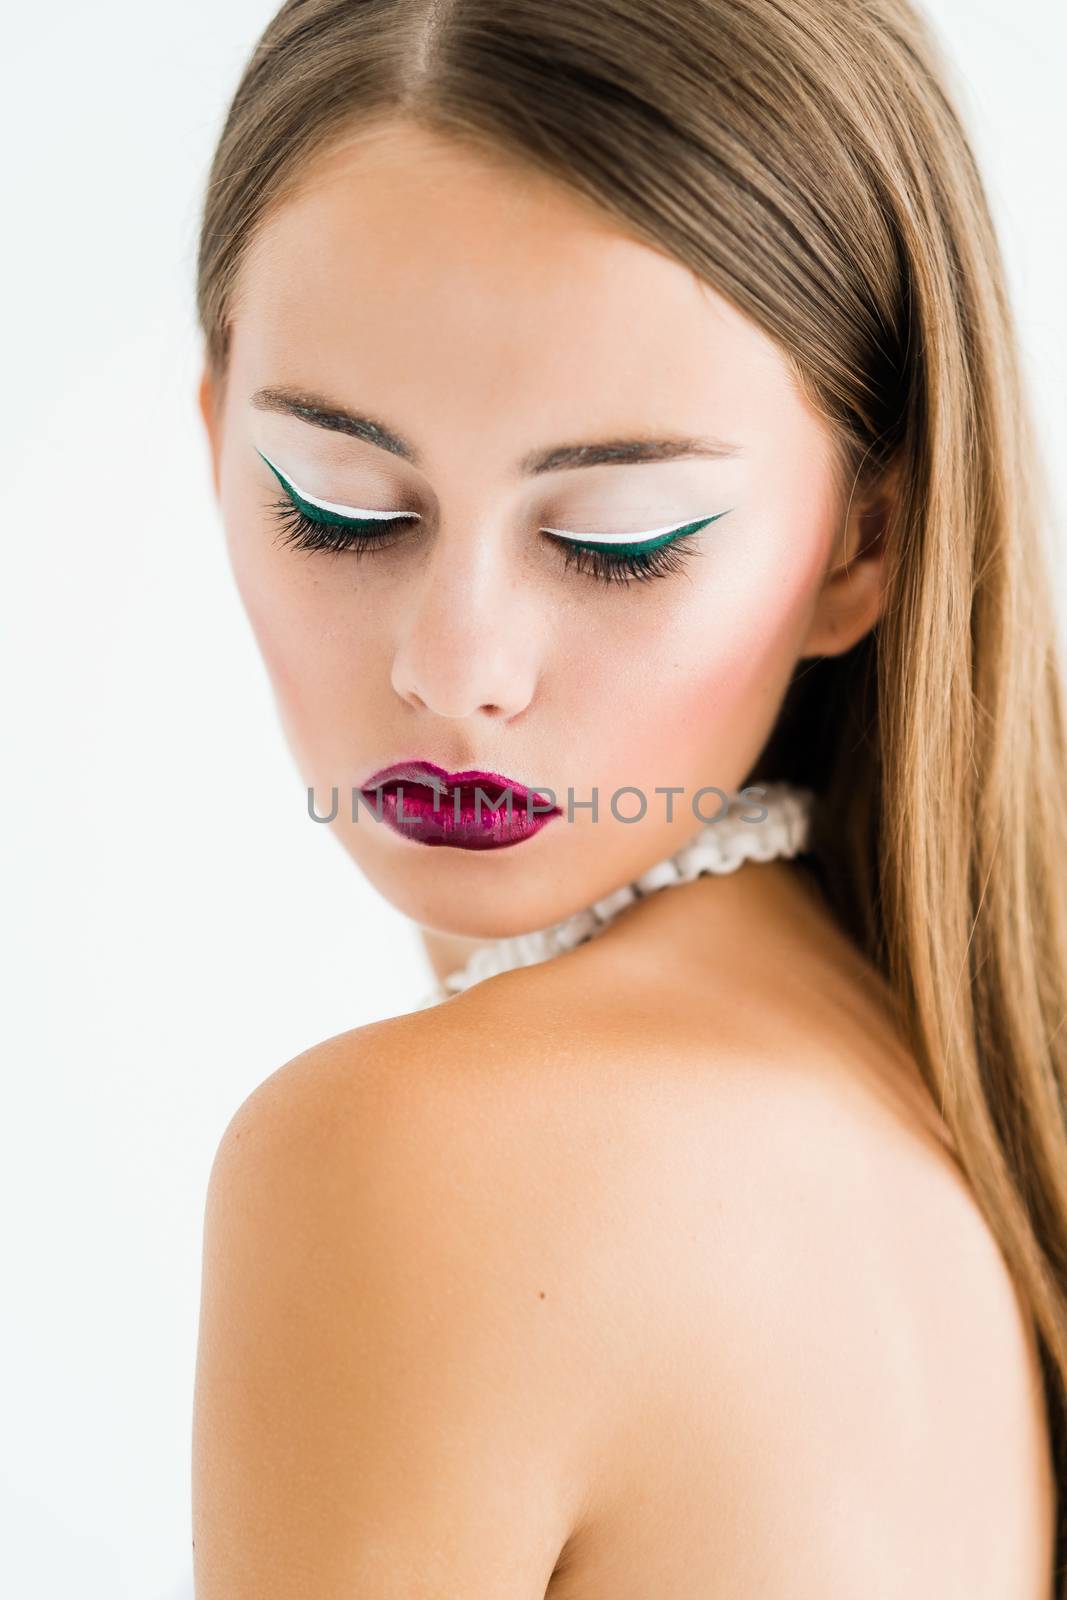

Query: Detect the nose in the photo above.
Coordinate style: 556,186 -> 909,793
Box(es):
390,528 -> 542,721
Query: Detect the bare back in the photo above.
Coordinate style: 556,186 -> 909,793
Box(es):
439,858 -> 1058,1597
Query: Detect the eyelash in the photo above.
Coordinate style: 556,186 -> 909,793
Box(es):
267,496 -> 714,586
553,531 -> 703,585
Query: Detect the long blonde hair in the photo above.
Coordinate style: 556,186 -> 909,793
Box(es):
197,0 -> 1067,1574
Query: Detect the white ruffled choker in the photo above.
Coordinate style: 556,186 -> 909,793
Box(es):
414,780 -> 815,1010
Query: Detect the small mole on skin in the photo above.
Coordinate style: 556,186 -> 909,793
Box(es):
538,1291 -> 545,1298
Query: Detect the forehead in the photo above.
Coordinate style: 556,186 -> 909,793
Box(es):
229,119 -> 807,452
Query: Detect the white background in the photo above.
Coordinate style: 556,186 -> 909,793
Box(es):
3,3 -> 1064,1595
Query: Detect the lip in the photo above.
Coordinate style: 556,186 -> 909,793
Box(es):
359,759 -> 562,851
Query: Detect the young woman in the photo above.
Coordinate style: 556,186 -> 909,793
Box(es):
191,1 -> 1066,1593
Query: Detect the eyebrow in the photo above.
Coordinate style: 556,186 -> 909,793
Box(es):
250,387 -> 742,475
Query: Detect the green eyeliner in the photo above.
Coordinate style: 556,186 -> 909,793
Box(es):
553,511 -> 731,556
258,444 -> 731,556
256,448 -> 410,527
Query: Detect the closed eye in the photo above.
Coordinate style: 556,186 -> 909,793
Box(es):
257,450 -> 416,525
255,447 -> 731,583
540,515 -> 730,555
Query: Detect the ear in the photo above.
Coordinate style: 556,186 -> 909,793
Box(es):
198,363 -> 222,500
799,462 -> 897,659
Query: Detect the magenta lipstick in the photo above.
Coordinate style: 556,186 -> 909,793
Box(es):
359,759 -> 561,850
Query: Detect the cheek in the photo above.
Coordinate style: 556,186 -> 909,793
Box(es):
224,509 -> 382,757
573,511 -> 830,787
687,525 -> 825,710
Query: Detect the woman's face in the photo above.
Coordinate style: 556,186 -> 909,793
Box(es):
200,119 -> 884,939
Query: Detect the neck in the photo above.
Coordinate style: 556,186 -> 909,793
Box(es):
419,925 -> 497,983
413,783 -> 816,1001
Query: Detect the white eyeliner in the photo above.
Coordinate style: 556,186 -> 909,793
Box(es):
540,519 -> 713,545
257,450 -> 415,521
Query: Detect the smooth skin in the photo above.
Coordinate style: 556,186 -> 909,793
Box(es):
194,119 -> 1056,1595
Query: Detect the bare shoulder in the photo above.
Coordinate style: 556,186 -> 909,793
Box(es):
199,966 -> 750,1594
196,990 -> 621,1596
205,958 -> 1055,1596
435,954 -> 1056,1597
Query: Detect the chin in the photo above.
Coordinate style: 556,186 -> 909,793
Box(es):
339,826 -> 602,939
